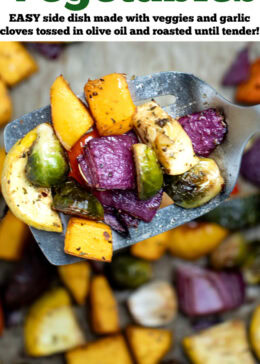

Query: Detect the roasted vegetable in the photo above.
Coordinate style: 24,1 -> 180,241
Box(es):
178,109 -> 227,157
168,222 -> 228,260
210,232 -> 248,269
51,75 -> 94,150
1,127 -> 62,232
90,275 -> 120,334
26,123 -> 69,187
240,137 -> 260,186
222,47 -> 250,86
250,305 -> 260,360
126,326 -> 172,364
165,158 -> 224,209
160,192 -> 174,209
25,287 -> 85,356
133,101 -> 199,175
0,80 -> 12,126
82,134 -> 136,190
236,59 -> 260,105
203,194 -> 260,229
104,209 -> 128,235
183,320 -> 255,364
0,148 -> 6,190
110,255 -> 152,289
68,129 -> 99,185
52,179 -> 104,220
128,281 -> 177,327
131,231 -> 170,261
133,143 -> 163,200
58,262 -> 91,305
84,73 -> 136,136
64,218 -> 113,262
30,42 -> 64,60
3,243 -> 54,308
242,241 -> 260,284
176,264 -> 245,316
66,335 -> 133,364
0,210 -> 29,261
0,42 -> 37,86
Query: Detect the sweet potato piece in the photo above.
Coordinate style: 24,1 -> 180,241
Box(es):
25,287 -> 85,356
0,42 -> 37,86
126,326 -> 172,364
0,210 -> 30,261
183,320 -> 254,364
66,335 -> 133,364
51,75 -> 94,150
64,218 -> 113,262
84,73 -> 136,136
58,262 -> 91,305
90,275 -> 120,334
0,80 -> 12,126
131,231 -> 170,261
167,222 -> 228,260
236,59 -> 260,105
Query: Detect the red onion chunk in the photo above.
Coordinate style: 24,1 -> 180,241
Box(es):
30,43 -> 64,60
120,212 -> 139,228
112,189 -> 163,222
176,264 -> 245,317
178,108 -> 227,157
93,190 -> 114,207
104,211 -> 127,235
222,47 -> 250,86
240,138 -> 260,186
77,154 -> 94,188
85,135 -> 136,190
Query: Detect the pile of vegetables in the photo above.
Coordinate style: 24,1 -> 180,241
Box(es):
1,72 -> 227,261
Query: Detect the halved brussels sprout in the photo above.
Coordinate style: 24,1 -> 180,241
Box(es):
26,123 -> 69,188
133,143 -> 163,200
52,179 -> 104,220
164,158 -> 224,209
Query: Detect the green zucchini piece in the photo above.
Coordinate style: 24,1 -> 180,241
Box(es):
210,233 -> 249,270
164,158 -> 224,209
110,255 -> 152,289
203,194 -> 260,230
26,123 -> 69,188
52,179 -> 104,220
133,143 -> 163,200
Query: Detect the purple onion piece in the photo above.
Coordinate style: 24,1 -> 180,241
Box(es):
120,212 -> 139,228
176,264 -> 245,317
30,43 -> 64,60
77,154 -> 94,188
104,210 -> 128,235
178,108 -> 227,157
84,135 -> 136,190
93,190 -> 114,207
191,315 -> 221,331
240,138 -> 260,186
222,47 -> 250,86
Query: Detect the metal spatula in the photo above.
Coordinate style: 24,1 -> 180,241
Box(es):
4,71 -> 260,265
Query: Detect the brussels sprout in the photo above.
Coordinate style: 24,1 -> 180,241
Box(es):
52,179 -> 104,220
110,255 -> 152,289
242,241 -> 260,285
133,143 -> 163,200
210,233 -> 249,269
26,123 -> 69,188
164,158 -> 224,209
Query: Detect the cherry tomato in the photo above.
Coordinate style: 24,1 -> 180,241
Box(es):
68,129 -> 99,185
231,183 -> 240,196
0,302 -> 4,336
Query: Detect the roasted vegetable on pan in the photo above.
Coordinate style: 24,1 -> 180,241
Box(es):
240,137 -> 260,186
165,158 -> 224,209
110,255 -> 152,289
51,75 -> 94,150
236,58 -> 260,105
126,326 -> 172,364
90,275 -> 120,334
1,126 -> 62,232
52,179 -> 104,220
24,287 -> 85,356
58,261 -> 91,305
26,123 -> 69,188
131,230 -> 170,261
133,101 -> 199,175
133,143 -> 163,200
66,335 -> 133,364
85,73 -> 136,136
183,320 -> 255,364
